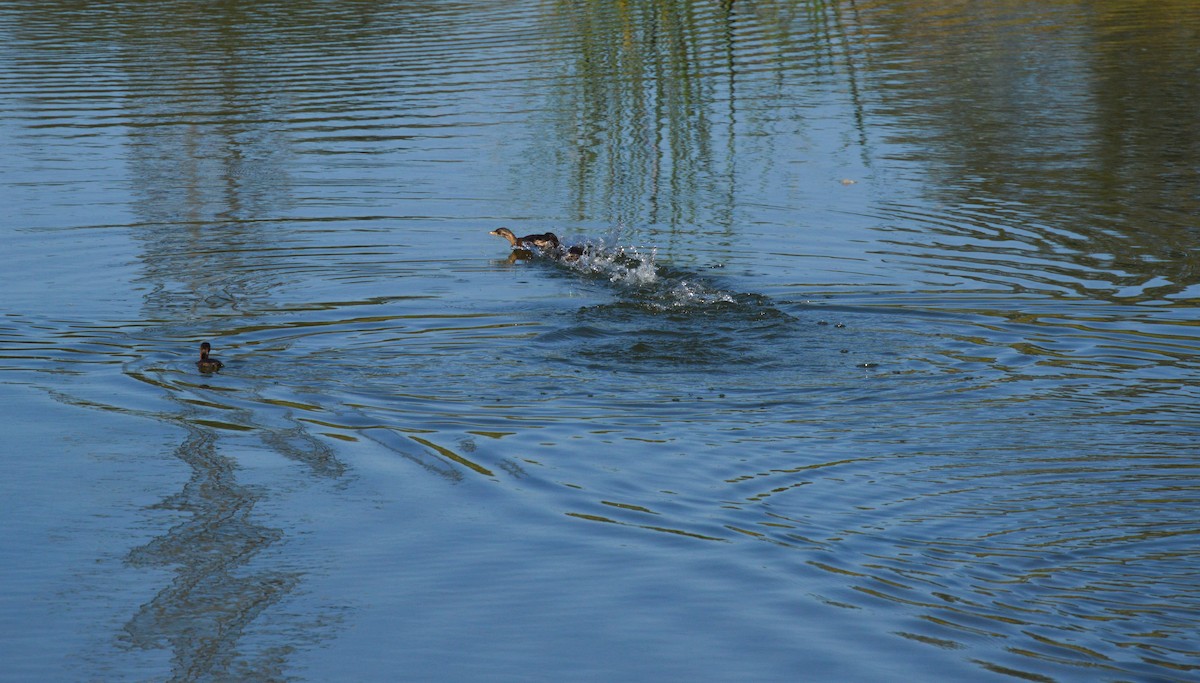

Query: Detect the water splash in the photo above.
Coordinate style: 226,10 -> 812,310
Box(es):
560,240 -> 738,311
527,235 -> 799,371
562,240 -> 659,284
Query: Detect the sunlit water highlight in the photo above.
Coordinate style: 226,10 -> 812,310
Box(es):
2,1 -> 1198,681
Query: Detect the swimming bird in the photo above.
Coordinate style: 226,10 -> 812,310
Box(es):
490,227 -> 562,251
196,342 -> 224,374
490,227 -> 590,261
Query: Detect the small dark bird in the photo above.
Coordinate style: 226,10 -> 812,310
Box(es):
490,227 -> 592,262
490,227 -> 562,251
196,342 -> 224,374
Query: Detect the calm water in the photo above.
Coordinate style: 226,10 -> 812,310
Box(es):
2,1 -> 1199,681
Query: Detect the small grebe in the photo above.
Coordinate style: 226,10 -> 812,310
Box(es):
490,227 -> 562,251
490,227 -> 590,261
196,342 -> 224,374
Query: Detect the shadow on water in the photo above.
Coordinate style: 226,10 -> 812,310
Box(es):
111,6 -> 327,673
24,358 -> 350,679
120,428 -> 298,681
3,1 -> 378,678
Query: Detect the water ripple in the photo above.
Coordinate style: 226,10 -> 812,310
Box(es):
3,1 -> 1199,681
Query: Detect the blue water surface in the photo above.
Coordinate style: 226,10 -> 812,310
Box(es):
2,1 -> 1198,681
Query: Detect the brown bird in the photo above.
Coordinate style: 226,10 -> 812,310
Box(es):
489,227 -> 562,251
196,342 -> 224,374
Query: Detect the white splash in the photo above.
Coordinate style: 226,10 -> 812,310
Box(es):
665,280 -> 736,308
568,243 -> 660,286
561,240 -> 745,311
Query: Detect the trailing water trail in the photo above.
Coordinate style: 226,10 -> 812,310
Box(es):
510,231 -> 782,316
499,234 -> 827,375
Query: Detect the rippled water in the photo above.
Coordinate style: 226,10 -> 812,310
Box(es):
2,1 -> 1199,681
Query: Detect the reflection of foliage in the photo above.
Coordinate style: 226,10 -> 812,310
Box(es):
542,0 -> 735,230
535,0 -> 846,234
548,0 -> 727,228
854,1 -> 1200,296
537,0 -> 1198,295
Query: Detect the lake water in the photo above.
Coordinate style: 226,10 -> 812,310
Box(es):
2,1 -> 1198,681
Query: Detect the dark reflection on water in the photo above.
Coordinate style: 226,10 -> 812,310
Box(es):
2,0 -> 1200,681
852,0 -> 1200,306
121,427 -> 298,681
